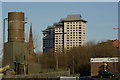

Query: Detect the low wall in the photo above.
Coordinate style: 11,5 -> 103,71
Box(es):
2,71 -> 70,79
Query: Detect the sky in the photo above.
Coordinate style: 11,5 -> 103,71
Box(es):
1,2 -> 118,52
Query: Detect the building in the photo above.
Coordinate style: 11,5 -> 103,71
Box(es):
3,12 -> 41,75
112,39 -> 119,48
42,15 -> 87,53
90,58 -> 119,77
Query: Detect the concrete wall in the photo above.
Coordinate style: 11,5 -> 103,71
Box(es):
2,71 -> 70,79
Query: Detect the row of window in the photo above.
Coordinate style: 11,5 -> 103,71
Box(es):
55,31 -> 63,32
66,22 -> 81,24
67,27 -> 81,29
66,45 -> 81,49
66,25 -> 81,27
67,36 -> 81,38
55,43 -> 63,44
55,28 -> 62,30
67,39 -> 82,41
67,30 -> 82,32
67,42 -> 81,44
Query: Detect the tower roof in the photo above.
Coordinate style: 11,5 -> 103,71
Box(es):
29,22 -> 34,53
60,14 -> 87,22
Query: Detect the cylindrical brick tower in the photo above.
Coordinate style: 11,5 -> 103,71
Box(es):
8,12 -> 25,42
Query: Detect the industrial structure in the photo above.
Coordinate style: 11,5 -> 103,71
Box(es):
2,12 -> 40,75
42,15 -> 87,53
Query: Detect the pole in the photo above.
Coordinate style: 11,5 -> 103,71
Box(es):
3,18 -> 8,43
56,53 -> 58,70
24,51 -> 26,75
72,56 -> 74,74
38,53 -> 39,64
3,18 -> 8,66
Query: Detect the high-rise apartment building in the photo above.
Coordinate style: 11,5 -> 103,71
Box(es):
42,15 -> 87,53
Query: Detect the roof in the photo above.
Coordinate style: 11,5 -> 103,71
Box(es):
60,14 -> 87,22
112,39 -> 119,48
90,58 -> 118,63
42,14 -> 87,32
53,22 -> 63,26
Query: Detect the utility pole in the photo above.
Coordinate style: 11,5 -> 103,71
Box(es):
113,27 -> 120,73
56,53 -> 58,70
72,56 -> 74,74
38,53 -> 39,64
24,51 -> 26,75
3,18 -> 8,61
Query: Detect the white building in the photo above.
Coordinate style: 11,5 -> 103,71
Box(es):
42,15 -> 87,53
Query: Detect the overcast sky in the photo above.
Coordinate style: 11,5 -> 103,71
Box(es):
1,2 -> 118,52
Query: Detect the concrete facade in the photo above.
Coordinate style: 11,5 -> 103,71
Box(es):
3,42 -> 29,74
42,15 -> 87,53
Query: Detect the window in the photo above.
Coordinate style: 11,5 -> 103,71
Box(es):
79,27 -> 81,29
